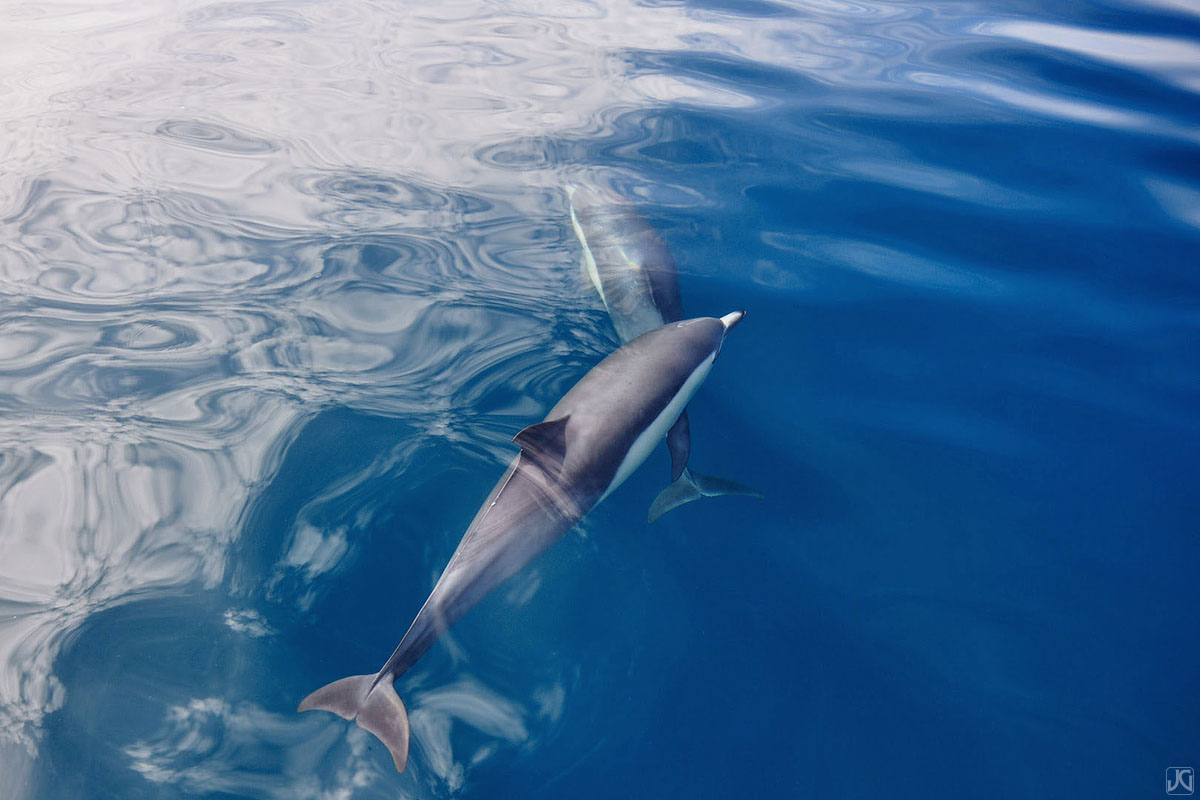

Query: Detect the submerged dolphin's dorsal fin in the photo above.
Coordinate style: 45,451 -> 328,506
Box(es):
666,410 -> 691,482
514,416 -> 571,478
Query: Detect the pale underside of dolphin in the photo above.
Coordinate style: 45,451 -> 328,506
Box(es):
567,184 -> 761,520
299,312 -> 744,772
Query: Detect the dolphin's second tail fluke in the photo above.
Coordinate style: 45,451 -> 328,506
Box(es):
648,468 -> 763,523
299,673 -> 410,772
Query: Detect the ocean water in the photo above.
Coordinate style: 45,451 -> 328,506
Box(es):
2,0 -> 1198,797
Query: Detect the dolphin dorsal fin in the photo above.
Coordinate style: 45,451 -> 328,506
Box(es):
513,416 -> 571,478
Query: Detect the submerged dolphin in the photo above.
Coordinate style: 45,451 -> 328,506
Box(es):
567,184 -> 761,521
299,312 -> 745,772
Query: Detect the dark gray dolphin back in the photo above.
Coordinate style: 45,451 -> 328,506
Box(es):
543,316 -> 726,499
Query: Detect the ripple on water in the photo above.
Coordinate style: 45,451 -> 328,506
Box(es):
290,169 -> 493,233
184,1 -> 312,33
155,119 -> 280,155
0,0 -> 831,789
319,236 -> 470,286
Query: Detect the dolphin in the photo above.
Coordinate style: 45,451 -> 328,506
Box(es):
298,311 -> 746,772
567,184 -> 761,521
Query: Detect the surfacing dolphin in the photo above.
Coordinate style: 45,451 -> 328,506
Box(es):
299,311 -> 746,772
567,184 -> 761,521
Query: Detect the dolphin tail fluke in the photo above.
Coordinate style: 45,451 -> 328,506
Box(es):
299,673 -> 411,772
647,468 -> 763,523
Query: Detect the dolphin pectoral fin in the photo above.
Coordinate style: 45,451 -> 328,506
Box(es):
299,673 -> 411,773
647,468 -> 764,523
514,416 -> 571,478
666,410 -> 691,483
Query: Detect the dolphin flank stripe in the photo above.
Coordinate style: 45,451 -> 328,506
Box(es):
567,188 -> 609,310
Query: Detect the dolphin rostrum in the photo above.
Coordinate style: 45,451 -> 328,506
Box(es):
298,312 -> 745,772
567,184 -> 761,521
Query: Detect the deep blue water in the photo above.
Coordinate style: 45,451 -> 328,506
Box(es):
2,0 -> 1199,797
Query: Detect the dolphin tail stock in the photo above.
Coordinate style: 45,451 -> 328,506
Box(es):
647,468 -> 764,523
298,673 -> 411,772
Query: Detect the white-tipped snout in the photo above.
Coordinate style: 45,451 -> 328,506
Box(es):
720,310 -> 746,332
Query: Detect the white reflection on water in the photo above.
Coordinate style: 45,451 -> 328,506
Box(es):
977,20 -> 1200,92
125,698 -> 379,799
4,0 -> 827,789
409,678 -> 532,791
0,395 -> 303,742
121,676 -> 558,797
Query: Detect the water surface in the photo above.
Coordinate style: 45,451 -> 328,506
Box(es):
2,0 -> 1198,797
